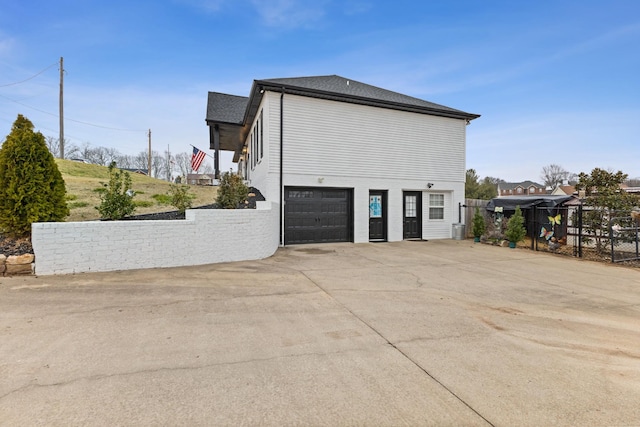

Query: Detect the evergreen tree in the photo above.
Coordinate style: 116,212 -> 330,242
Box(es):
0,115 -> 69,237
216,172 -> 249,208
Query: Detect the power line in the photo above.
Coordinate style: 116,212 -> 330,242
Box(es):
0,62 -> 58,88
0,93 -> 146,132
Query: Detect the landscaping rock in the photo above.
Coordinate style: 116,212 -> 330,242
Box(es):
6,254 -> 35,265
5,263 -> 33,275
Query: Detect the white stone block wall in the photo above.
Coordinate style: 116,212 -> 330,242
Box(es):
31,202 -> 279,275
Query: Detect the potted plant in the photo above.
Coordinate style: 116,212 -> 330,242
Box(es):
472,207 -> 485,242
504,206 -> 526,248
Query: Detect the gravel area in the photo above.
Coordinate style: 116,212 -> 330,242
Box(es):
0,235 -> 33,256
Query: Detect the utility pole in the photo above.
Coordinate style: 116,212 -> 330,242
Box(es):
147,129 -> 151,176
59,57 -> 64,159
166,144 -> 171,182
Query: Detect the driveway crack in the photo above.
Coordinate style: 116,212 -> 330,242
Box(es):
300,271 -> 496,427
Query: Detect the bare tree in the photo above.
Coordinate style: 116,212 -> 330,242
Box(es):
116,154 -> 134,169
200,161 -> 214,175
541,164 -> 572,188
134,151 -> 149,171
45,136 -> 60,157
104,147 -> 121,166
45,136 -> 79,159
173,152 -> 192,177
151,150 -> 165,179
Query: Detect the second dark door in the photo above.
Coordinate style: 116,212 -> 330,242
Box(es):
403,191 -> 422,239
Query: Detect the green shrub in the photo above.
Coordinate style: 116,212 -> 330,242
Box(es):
95,162 -> 136,220
168,184 -> 195,213
216,172 -> 249,209
505,206 -> 527,244
0,114 -> 69,237
472,207 -> 486,238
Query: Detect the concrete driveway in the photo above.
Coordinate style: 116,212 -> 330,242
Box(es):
1,240 -> 639,426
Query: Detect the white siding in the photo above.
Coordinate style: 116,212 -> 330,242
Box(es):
423,191 -> 455,239
280,94 -> 465,181
247,91 -> 468,244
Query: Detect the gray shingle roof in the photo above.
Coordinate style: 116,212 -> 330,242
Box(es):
257,75 -> 474,117
206,92 -> 248,124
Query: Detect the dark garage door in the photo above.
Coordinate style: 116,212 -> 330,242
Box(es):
284,187 -> 353,245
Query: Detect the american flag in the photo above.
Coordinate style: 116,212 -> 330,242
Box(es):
191,146 -> 206,171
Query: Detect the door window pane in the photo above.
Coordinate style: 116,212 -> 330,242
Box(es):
370,195 -> 382,218
405,195 -> 417,218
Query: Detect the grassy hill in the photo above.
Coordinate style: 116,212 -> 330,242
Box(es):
58,159 -> 218,222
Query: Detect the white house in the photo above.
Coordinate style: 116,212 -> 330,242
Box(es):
206,75 -> 479,245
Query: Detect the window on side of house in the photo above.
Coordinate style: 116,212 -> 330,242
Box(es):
429,194 -> 445,220
259,110 -> 263,160
251,127 -> 257,169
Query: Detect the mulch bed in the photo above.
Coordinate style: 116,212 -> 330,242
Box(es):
0,235 -> 33,257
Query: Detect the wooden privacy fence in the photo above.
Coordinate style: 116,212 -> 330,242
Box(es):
463,199 -> 490,237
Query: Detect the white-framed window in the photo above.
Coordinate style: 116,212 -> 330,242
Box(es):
259,110 -> 264,160
429,194 -> 444,220
517,187 -> 523,194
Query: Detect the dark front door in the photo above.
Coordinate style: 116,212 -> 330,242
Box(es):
284,187 -> 353,245
369,190 -> 387,241
403,191 -> 422,239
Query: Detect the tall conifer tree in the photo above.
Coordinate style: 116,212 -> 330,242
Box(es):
0,114 -> 69,237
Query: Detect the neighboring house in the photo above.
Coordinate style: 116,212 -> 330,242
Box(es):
620,184 -> 640,194
497,181 -> 547,197
551,185 -> 576,196
205,75 -> 479,245
122,168 -> 148,175
187,174 -> 215,186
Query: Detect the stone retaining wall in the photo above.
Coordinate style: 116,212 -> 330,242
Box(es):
1,253 -> 34,276
31,202 -> 279,275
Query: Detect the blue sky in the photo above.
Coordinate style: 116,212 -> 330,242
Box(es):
1,0 -> 638,182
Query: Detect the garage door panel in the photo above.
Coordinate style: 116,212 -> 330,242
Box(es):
285,187 -> 352,245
